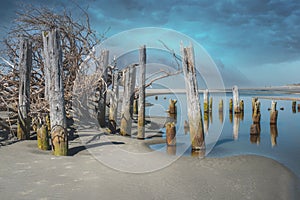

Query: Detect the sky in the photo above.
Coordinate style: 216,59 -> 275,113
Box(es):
0,0 -> 300,87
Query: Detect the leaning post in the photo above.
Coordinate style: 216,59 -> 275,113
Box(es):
181,44 -> 205,151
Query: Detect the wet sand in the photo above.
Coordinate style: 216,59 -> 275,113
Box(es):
0,128 -> 299,200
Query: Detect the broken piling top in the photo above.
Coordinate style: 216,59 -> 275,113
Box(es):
232,85 -> 240,113
271,100 -> 277,112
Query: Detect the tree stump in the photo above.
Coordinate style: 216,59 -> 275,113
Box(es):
181,44 -> 205,150
17,39 -> 32,140
37,123 -> 50,151
43,29 -> 68,156
120,66 -> 136,136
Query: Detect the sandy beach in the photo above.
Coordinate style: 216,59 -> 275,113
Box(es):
0,127 -> 299,200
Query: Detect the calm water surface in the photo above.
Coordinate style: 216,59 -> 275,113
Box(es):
148,91 -> 300,177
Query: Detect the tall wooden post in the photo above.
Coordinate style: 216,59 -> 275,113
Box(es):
109,72 -> 119,134
97,50 -> 109,128
43,29 -> 68,156
203,89 -> 209,113
17,39 -> 32,140
252,100 -> 261,124
232,85 -> 240,113
137,45 -> 146,139
181,44 -> 205,150
120,66 -> 136,136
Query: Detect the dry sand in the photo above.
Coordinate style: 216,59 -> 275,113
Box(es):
0,128 -> 299,200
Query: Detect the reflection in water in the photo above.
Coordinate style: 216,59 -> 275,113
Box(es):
168,113 -> 177,124
166,145 -> 176,155
270,124 -> 278,147
209,111 -> 213,124
204,112 -> 209,135
233,113 -> 241,140
191,149 -> 205,158
250,123 -> 261,145
229,112 -> 233,123
184,120 -> 189,135
219,111 -> 224,123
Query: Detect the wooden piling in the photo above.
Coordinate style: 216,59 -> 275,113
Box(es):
252,100 -> 261,124
168,99 -> 177,114
239,100 -> 244,112
37,118 -> 50,151
166,122 -> 176,146
181,44 -> 205,150
43,29 -> 68,156
17,39 -> 32,140
133,98 -> 138,115
120,66 -> 136,136
232,85 -> 240,113
229,98 -> 233,113
203,89 -> 209,113
252,97 -> 258,111
270,101 -> 278,124
209,97 -> 213,112
292,101 -> 296,113
137,45 -> 146,139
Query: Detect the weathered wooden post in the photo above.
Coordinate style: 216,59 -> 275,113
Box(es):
168,99 -> 177,114
239,100 -> 244,112
37,116 -> 50,150
252,97 -> 258,111
166,122 -> 176,146
181,44 -> 205,150
232,85 -> 240,113
109,72 -> 119,134
203,89 -> 209,113
120,65 -> 136,136
229,98 -> 233,113
137,45 -> 146,139
229,112 -> 233,123
292,101 -> 296,113
270,101 -> 278,124
43,29 -> 68,156
298,104 -> 300,112
252,100 -> 261,124
209,96 -> 213,112
133,99 -> 138,115
97,50 -> 109,128
17,39 -> 32,140
270,124 -> 278,147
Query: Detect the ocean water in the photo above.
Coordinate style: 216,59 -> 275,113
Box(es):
148,91 -> 300,177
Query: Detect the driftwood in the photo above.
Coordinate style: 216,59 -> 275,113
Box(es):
17,39 -> 32,140
181,44 -> 205,150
